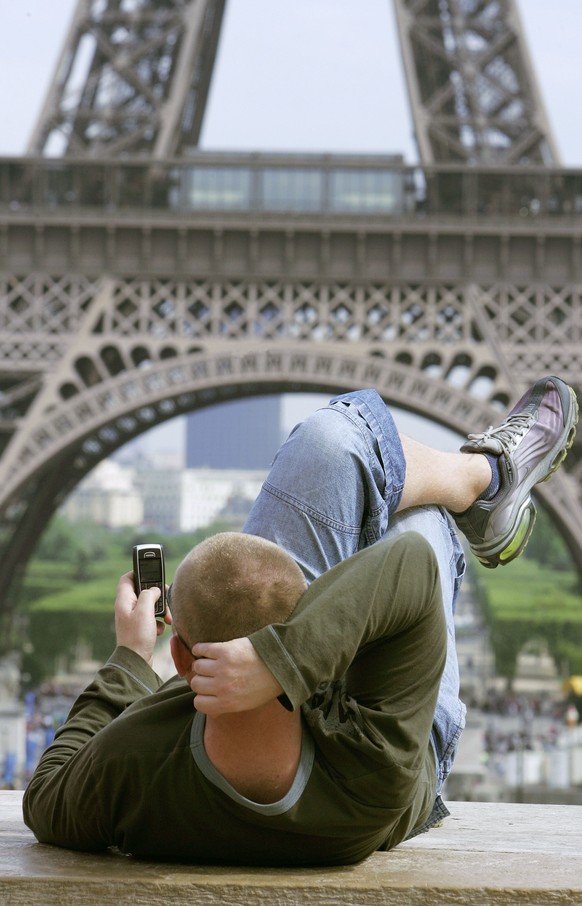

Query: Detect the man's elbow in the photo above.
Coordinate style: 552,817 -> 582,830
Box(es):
23,781 -> 104,853
22,780 -> 58,844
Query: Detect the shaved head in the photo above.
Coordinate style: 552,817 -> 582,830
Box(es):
170,532 -> 307,647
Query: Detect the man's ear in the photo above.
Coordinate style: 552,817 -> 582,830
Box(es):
170,633 -> 193,677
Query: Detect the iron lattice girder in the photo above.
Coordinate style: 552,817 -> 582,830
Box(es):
29,0 -> 558,166
393,0 -> 559,164
0,323 -> 581,621
0,275 -> 582,608
27,0 -> 226,159
0,279 -> 486,482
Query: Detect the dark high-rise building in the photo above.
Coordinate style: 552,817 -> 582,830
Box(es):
186,396 -> 283,470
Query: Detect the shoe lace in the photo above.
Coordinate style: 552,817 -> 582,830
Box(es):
467,412 -> 534,453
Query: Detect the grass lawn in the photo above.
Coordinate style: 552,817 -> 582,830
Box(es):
480,558 -> 582,624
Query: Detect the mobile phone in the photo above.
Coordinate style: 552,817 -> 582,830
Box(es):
132,543 -> 166,617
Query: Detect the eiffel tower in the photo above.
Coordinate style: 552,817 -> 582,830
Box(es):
1,0 -> 581,646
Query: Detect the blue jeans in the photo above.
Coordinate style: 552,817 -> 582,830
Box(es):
244,389 -> 466,811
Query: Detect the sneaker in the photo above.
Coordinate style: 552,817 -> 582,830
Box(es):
453,376 -> 579,568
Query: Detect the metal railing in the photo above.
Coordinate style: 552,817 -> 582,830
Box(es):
2,153 -> 582,220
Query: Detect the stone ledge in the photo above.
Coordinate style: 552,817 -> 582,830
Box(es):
1,792 -> 581,905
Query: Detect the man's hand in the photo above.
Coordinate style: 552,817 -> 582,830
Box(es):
190,638 -> 284,715
114,572 -> 172,667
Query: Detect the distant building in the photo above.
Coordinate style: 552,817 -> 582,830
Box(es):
61,460 -> 143,527
186,397 -> 283,470
135,467 -> 265,533
60,458 -> 266,534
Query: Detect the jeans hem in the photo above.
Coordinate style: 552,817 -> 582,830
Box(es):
404,795 -> 451,840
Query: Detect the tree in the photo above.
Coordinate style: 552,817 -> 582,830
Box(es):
35,515 -> 83,563
524,507 -> 574,572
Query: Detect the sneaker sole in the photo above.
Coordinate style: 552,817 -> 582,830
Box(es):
473,384 -> 579,568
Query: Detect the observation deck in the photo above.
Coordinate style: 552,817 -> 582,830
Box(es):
2,152 -> 582,222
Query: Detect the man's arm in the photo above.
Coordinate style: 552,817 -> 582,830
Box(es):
23,574 -> 172,848
190,533 -> 441,715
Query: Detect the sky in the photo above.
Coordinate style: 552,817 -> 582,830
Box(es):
1,0 -> 581,455
2,0 -> 582,163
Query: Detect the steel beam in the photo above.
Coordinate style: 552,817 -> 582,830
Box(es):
392,0 -> 559,164
27,0 -> 226,158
